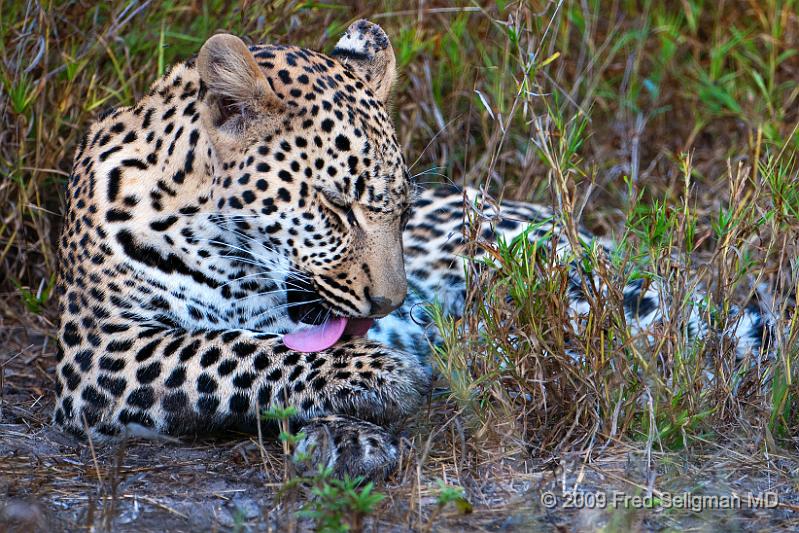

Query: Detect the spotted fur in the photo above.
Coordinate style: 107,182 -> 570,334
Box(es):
54,20 -> 770,479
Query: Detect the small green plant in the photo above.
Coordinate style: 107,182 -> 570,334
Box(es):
434,479 -> 472,513
422,479 -> 472,532
231,506 -> 250,533
2,71 -> 38,116
297,472 -> 385,533
13,274 -> 56,315
262,405 -> 386,532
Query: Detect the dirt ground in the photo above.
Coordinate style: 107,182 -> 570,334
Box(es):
2,321 -> 799,532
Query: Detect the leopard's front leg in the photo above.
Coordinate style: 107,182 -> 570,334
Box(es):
54,328 -> 429,478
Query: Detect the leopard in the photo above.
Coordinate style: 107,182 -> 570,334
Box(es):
54,19 -> 771,479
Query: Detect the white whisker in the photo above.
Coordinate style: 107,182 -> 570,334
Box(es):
249,298 -> 324,321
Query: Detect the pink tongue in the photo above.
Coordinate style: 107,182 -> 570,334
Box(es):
283,317 -> 375,353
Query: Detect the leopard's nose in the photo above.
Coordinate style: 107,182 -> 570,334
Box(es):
368,295 -> 403,317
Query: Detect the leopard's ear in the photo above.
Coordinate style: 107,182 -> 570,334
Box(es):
331,20 -> 396,102
197,33 -> 282,126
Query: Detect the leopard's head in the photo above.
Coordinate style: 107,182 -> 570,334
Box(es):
197,20 -> 411,336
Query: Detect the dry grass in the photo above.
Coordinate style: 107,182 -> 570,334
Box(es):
3,325 -> 799,531
2,0 -> 799,531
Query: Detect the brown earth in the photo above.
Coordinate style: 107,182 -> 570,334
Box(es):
2,319 -> 798,532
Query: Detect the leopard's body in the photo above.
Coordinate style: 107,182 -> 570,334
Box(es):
54,20 -> 770,478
